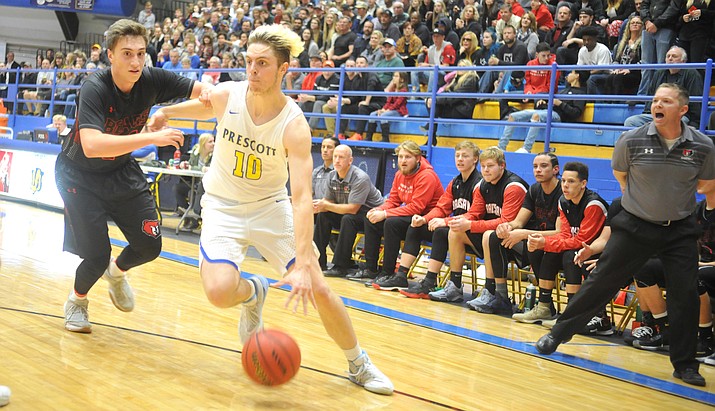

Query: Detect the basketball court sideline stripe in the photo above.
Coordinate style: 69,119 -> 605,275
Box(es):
0,305 -> 463,410
111,238 -> 715,406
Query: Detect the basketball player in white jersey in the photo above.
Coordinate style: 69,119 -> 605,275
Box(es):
147,24 -> 393,395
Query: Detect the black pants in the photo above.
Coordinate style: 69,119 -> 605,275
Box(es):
487,233 -> 531,279
539,249 -> 592,286
338,103 -> 360,135
56,155 -> 162,294
363,215 -> 411,273
551,211 -> 701,372
314,211 -> 365,269
402,225 -> 450,263
354,102 -> 384,134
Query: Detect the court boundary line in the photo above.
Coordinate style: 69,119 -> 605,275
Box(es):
127,238 -> 715,406
0,305 -> 463,410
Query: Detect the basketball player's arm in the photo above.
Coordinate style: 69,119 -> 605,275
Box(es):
273,117 -> 319,314
148,82 -> 229,128
469,184 -> 527,233
80,128 -> 185,158
574,225 -> 611,266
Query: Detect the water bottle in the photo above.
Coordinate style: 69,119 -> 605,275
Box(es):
524,283 -> 536,312
173,149 -> 181,168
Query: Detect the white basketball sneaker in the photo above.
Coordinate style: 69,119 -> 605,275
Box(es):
64,297 -> 92,333
239,275 -> 269,344
348,351 -> 394,395
0,385 -> 10,407
103,258 -> 135,312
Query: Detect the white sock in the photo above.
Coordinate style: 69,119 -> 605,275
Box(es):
345,344 -> 363,364
243,279 -> 257,306
69,290 -> 87,301
107,259 -> 125,279
653,311 -> 668,319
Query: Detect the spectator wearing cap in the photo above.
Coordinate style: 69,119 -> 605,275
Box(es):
90,43 -> 110,67
436,18 -> 460,49
329,16 -> 358,67
557,8 -> 606,66
374,9 -> 402,41
352,1 -> 374,34
375,37 -> 406,87
411,28 -> 457,96
138,1 -> 156,31
353,19 -> 375,58
299,59 -> 340,131
341,3 -> 355,20
577,26 -> 613,95
575,0 -> 607,21
392,2 -> 410,27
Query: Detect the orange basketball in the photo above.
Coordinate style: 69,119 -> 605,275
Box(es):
241,329 -> 301,386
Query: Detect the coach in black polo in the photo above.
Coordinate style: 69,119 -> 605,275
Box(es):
536,83 -> 715,387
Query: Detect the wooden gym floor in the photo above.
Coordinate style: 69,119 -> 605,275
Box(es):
0,199 -> 713,410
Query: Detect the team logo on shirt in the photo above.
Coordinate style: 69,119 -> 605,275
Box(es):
142,219 -> 161,238
682,149 -> 693,158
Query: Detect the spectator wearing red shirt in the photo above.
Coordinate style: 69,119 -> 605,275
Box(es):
348,141 -> 444,281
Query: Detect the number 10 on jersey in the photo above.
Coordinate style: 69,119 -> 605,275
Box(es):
233,150 -> 262,180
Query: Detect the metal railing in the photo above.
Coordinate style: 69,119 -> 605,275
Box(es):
1,60 -> 712,158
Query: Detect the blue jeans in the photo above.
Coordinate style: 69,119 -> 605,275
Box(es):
499,109 -> 561,152
411,69 -> 442,97
368,109 -> 401,124
65,94 -> 77,119
637,28 -> 675,96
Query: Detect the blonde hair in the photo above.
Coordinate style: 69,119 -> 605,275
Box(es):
106,19 -> 148,51
248,24 -> 303,65
686,0 -> 709,8
454,60 -> 477,90
479,146 -> 505,165
198,133 -> 215,158
395,140 -> 422,157
455,141 -> 480,157
52,114 -> 67,123
616,16 -> 642,61
460,31 -> 479,61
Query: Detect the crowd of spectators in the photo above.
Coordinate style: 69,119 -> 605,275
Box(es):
1,0 -> 713,144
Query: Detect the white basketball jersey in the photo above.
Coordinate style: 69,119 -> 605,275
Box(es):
203,81 -> 304,203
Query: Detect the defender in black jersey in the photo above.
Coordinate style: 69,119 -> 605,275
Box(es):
515,162 -> 608,325
57,19 -> 208,333
469,152 -> 562,315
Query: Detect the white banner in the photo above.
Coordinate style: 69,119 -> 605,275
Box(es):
0,148 -> 62,209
